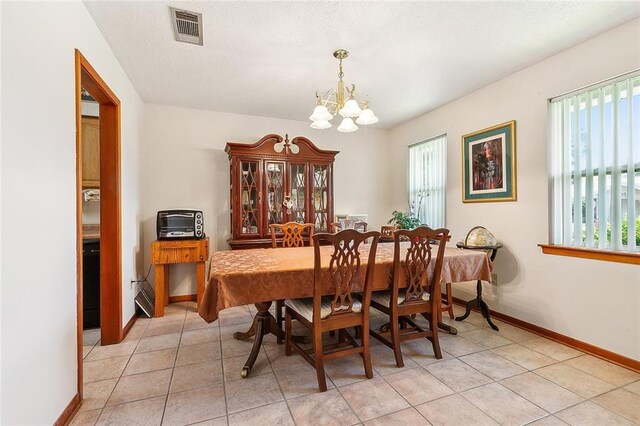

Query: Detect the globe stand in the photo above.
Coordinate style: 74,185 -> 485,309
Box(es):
454,243 -> 502,331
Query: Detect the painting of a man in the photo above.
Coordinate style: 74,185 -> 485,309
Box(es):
472,137 -> 503,191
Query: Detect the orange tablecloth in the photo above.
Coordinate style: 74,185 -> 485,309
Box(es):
198,242 -> 491,323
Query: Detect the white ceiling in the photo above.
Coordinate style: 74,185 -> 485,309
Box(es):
84,1 -> 640,129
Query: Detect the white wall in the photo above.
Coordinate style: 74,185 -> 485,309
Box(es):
0,1 -> 144,423
389,19 -> 640,360
141,104 -> 390,296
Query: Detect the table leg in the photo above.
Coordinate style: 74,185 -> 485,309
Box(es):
196,261 -> 205,307
154,264 -> 168,317
234,302 -> 285,378
455,280 -> 499,331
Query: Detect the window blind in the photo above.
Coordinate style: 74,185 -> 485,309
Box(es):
550,72 -> 639,252
408,135 -> 447,228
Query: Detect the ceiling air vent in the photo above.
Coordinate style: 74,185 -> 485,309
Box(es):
170,7 -> 203,46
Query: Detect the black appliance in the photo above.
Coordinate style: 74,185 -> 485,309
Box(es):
156,209 -> 204,240
83,239 -> 100,329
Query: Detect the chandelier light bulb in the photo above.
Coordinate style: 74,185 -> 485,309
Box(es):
337,117 -> 358,133
309,105 -> 333,122
356,107 -> 379,125
310,120 -> 332,130
338,99 -> 363,118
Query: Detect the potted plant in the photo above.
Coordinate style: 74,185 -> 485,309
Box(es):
387,192 -> 427,230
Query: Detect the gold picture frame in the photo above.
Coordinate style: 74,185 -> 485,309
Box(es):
461,120 -> 517,203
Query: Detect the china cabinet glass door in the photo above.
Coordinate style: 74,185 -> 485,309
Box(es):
240,160 -> 260,235
288,164 -> 307,224
312,165 -> 329,231
265,161 -> 284,231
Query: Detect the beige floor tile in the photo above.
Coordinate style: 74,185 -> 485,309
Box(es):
97,395 -> 166,426
439,315 -> 480,333
170,359 -> 224,393
123,348 -> 177,376
184,316 -> 218,331
384,367 -> 454,405
85,340 -> 139,362
163,385 -> 227,426
624,379 -> 640,396
459,329 -> 512,349
424,358 -> 492,392
521,338 -> 582,361
527,416 -> 568,425
143,321 -> 184,338
228,401 -> 294,426
219,312 -> 254,327
190,416 -> 227,426
437,333 -> 485,357
221,336 -> 256,358
339,377 -> 410,421
323,354 -> 378,387
175,341 -> 222,366
415,393 -> 498,426
272,360 -> 335,399
364,407 -> 430,425
219,324 -> 249,341
180,327 -> 220,346
224,372 -> 284,414
399,338 -> 454,366
135,333 -> 181,354
83,356 -> 129,383
79,378 -> 118,412
287,389 -> 359,426
124,324 -> 148,341
491,321 -> 538,342
369,342 -> 419,375
460,350 -> 526,380
491,343 -> 557,370
223,349 -> 272,382
592,388 -> 640,423
555,401 -> 634,426
563,355 -> 640,387
534,363 -> 616,398
106,369 -> 172,406
83,346 -> 94,360
500,372 -> 583,413
461,382 -> 548,425
84,329 -> 101,346
70,409 -> 101,426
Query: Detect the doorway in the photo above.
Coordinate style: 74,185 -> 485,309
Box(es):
75,50 -> 122,397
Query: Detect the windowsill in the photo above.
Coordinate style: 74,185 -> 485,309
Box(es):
538,244 -> 640,265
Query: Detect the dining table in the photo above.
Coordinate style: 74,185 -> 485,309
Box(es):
198,241 -> 492,378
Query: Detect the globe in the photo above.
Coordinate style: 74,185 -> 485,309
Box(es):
463,226 -> 498,247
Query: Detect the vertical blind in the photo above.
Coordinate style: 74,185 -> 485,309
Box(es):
550,72 -> 639,252
408,135 -> 447,228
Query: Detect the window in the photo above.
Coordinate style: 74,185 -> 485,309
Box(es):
408,135 -> 446,228
549,72 -> 640,253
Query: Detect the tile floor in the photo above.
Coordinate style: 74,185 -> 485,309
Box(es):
73,302 -> 640,426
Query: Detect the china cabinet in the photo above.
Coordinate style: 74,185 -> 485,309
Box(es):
226,134 -> 338,249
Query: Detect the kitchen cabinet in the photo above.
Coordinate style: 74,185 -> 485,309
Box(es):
226,134 -> 338,249
82,115 -> 100,188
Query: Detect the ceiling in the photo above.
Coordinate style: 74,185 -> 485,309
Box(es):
84,1 -> 640,129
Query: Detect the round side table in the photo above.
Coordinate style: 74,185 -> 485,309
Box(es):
454,242 -> 502,331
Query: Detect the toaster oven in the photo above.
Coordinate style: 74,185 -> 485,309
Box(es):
156,210 -> 204,240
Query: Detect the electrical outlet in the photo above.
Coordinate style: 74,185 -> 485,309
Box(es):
491,272 -> 498,285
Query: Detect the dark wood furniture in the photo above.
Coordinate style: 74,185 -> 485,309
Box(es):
270,222 -> 315,343
380,225 -> 397,242
454,242 -> 503,331
284,230 -> 381,392
151,238 -> 209,317
370,227 -> 449,368
226,134 -> 338,249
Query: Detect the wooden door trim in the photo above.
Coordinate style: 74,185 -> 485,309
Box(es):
74,49 -> 122,401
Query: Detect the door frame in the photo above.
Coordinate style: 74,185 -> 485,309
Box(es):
74,49 -> 122,396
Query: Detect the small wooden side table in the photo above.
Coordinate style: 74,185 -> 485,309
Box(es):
151,238 -> 209,317
454,243 -> 502,331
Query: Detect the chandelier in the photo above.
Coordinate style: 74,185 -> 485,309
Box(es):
309,49 -> 378,133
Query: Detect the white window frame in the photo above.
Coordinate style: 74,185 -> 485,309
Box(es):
408,134 -> 447,228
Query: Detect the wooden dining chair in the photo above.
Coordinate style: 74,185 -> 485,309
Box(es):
369,226 -> 449,368
269,222 -> 315,343
284,229 -> 381,391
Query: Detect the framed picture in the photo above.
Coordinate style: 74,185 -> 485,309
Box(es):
462,120 -> 517,203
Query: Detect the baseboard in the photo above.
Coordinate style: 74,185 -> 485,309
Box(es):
169,294 -> 197,303
451,297 -> 640,372
122,313 -> 138,340
54,392 -> 81,426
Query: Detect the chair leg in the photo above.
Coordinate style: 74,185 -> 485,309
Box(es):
313,327 -> 327,392
390,313 -> 404,368
445,283 -> 454,319
284,309 -> 292,356
429,310 -> 443,359
361,324 -> 373,379
276,300 -> 284,344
